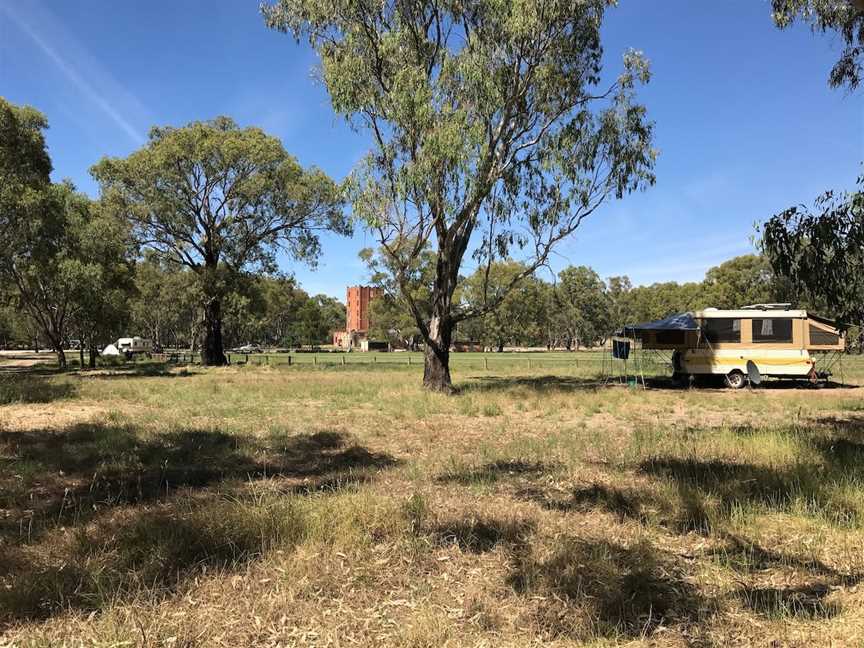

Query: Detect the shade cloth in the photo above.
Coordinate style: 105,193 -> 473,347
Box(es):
618,313 -> 699,337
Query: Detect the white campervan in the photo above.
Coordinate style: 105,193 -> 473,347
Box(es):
116,337 -> 153,358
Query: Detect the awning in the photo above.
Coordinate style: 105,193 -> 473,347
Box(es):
808,312 -> 850,331
618,312 -> 699,337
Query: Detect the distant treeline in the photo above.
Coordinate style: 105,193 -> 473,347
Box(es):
0,256 -> 344,352
1,250 -> 855,354
365,252 -> 793,351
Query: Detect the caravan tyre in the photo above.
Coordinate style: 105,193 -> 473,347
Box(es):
724,370 -> 746,389
672,372 -> 689,388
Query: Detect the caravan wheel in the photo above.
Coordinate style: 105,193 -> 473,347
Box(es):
724,370 -> 746,389
672,372 -> 690,388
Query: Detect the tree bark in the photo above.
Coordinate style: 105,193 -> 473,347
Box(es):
55,347 -> 66,370
202,296 -> 227,366
79,344 -> 85,368
89,339 -> 97,368
423,314 -> 453,392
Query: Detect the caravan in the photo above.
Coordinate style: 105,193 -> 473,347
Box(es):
115,337 -> 153,359
622,305 -> 846,388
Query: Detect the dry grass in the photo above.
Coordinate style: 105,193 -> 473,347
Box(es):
2,358 -> 864,646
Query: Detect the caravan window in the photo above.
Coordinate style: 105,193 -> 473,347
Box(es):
809,324 -> 840,346
702,318 -> 740,343
753,318 -> 793,343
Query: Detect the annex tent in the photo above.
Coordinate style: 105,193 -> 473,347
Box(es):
618,312 -> 699,339
605,313 -> 700,387
102,343 -> 120,356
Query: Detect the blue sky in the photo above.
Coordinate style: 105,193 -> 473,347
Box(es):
1,0 -> 861,300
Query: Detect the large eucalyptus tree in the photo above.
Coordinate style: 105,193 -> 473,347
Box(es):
264,0 -> 656,390
0,97 -> 52,249
92,117 -> 348,365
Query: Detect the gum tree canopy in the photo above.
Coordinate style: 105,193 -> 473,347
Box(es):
264,0 -> 656,390
762,174 -> 864,325
772,0 -> 864,90
0,97 -> 52,250
92,117 -> 348,365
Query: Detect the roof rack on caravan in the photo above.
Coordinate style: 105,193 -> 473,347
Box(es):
740,303 -> 793,310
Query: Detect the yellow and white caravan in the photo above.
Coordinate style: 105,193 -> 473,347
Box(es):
622,306 -> 845,388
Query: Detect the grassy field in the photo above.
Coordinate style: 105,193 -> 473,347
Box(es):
2,353 -> 864,646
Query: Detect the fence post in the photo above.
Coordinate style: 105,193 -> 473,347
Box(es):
341,355 -> 345,365
314,354 -> 317,366
374,354 -> 377,364
408,355 -> 411,366
528,358 -> 532,370
484,356 -> 488,370
288,355 -> 292,366
245,353 -> 249,364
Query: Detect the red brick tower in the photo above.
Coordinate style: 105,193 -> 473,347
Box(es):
346,285 -> 382,333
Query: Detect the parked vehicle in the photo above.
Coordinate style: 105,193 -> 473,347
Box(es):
234,344 -> 263,354
621,305 -> 846,388
116,336 -> 153,359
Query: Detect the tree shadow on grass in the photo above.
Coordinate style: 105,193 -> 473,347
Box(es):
0,362 -> 61,377
810,415 -> 864,464
516,482 -> 656,524
737,584 -> 840,620
0,361 -> 189,405
712,533 -> 840,576
458,375 -> 604,394
1,426 -> 398,543
0,424 -> 399,625
3,492 -> 309,624
507,537 -> 712,640
639,455 -> 858,530
436,459 -> 556,486
432,515 -> 535,553
74,361 -> 197,379
0,374 -> 76,404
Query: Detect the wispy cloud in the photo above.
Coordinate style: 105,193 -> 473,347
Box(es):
614,235 -> 756,285
1,1 -> 148,145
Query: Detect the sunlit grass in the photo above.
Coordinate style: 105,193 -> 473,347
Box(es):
3,357 -> 864,645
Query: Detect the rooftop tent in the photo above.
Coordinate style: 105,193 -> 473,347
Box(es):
618,313 -> 699,338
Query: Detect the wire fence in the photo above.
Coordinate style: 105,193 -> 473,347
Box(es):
146,350 -> 679,376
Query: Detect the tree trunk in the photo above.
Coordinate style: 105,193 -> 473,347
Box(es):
202,296 -> 227,366
190,307 -> 202,353
79,344 -> 85,368
89,340 -> 97,368
56,347 -> 67,370
423,314 -> 453,392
